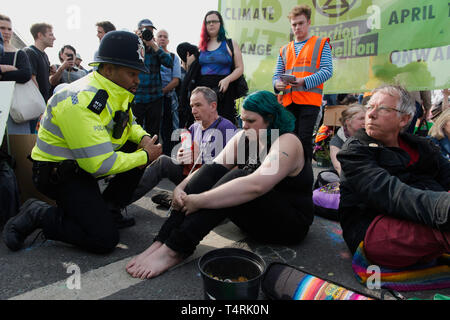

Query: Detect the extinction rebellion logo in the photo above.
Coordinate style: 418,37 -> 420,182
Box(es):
309,0 -> 379,60
313,0 -> 357,17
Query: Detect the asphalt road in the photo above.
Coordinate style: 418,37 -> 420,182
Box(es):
1,164 -> 449,305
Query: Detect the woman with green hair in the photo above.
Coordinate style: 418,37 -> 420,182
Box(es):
127,91 -> 314,280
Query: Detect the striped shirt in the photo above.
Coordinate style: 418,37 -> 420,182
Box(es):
273,38 -> 333,91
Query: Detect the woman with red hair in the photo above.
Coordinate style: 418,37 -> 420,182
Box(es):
197,10 -> 244,125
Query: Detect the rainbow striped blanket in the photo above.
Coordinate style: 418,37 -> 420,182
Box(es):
352,242 -> 450,292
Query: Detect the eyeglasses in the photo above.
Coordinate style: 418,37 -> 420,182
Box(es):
206,20 -> 220,25
366,104 -> 406,115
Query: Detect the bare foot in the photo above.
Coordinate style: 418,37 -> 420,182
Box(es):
126,241 -> 163,273
129,244 -> 184,280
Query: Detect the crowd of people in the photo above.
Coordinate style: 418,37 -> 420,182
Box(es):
0,4 -> 449,287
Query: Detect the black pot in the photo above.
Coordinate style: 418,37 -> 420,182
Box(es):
198,248 -> 266,300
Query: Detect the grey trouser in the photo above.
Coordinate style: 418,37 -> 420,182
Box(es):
131,155 -> 185,203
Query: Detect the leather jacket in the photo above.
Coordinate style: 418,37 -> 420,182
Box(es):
337,129 -> 450,254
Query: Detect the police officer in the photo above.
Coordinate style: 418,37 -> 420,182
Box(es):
3,31 -> 162,254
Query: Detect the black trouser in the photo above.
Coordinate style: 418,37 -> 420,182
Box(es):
132,98 -> 163,140
155,164 -> 310,257
32,143 -> 144,254
286,104 -> 321,162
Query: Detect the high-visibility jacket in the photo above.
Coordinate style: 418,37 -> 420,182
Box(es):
32,71 -> 149,178
280,36 -> 330,107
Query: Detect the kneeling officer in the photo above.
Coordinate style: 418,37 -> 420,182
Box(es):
4,31 -> 162,254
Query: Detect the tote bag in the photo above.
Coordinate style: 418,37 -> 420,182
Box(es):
9,51 -> 46,124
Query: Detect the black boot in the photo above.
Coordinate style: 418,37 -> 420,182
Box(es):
3,198 -> 51,251
107,203 -> 135,229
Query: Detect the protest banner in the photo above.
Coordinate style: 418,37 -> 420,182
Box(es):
218,0 -> 449,93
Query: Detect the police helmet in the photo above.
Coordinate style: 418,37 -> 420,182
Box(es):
89,31 -> 148,73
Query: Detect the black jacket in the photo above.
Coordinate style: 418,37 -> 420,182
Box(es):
337,129 -> 450,254
178,58 -> 201,128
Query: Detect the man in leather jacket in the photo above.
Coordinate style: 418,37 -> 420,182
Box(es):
337,85 -> 450,269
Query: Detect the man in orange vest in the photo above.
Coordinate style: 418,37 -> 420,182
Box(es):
273,5 -> 333,161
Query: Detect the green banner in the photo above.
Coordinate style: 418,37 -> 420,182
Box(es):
218,0 -> 450,94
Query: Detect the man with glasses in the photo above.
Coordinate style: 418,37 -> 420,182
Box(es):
337,84 -> 450,270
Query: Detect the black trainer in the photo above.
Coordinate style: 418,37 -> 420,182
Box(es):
151,191 -> 173,209
3,198 -> 50,251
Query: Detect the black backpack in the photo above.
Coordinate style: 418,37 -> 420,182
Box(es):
0,151 -> 20,228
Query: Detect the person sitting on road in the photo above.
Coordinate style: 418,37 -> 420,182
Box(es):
338,84 -> 450,269
329,104 -> 366,176
126,90 -> 315,279
131,86 -> 237,205
428,108 -> 450,161
312,104 -> 366,221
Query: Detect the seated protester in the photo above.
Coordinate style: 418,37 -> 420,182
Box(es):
131,86 -> 237,203
428,108 -> 450,161
329,104 -> 366,176
49,45 -> 87,87
338,85 -> 450,269
313,104 -> 366,220
126,91 -> 314,279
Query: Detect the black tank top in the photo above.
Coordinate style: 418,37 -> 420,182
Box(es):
238,134 -> 314,226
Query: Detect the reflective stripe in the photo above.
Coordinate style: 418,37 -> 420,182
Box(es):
281,46 -> 288,65
37,137 -> 114,160
106,102 -> 113,115
310,38 -> 323,70
41,86 -> 99,139
290,87 -> 323,94
292,65 -> 319,73
93,153 -> 118,177
71,142 -> 114,159
41,91 -> 72,139
106,121 -> 115,135
281,39 -> 323,74
36,138 -> 75,159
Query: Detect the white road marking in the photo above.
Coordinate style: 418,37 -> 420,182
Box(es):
9,222 -> 246,300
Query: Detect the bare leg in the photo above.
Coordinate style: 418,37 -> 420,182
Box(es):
126,241 -> 163,273
129,244 -> 184,280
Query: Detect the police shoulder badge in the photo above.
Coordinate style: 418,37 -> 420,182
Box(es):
87,89 -> 109,115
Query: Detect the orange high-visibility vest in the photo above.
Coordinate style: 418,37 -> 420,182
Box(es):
280,36 -> 330,107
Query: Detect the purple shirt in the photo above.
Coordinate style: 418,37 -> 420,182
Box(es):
189,116 -> 237,164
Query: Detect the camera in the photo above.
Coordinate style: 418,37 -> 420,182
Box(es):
67,53 -> 74,61
141,28 -> 154,41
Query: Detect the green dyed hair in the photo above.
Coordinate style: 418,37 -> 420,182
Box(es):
243,90 -> 296,135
